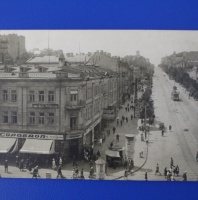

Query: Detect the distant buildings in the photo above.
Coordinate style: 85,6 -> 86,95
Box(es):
0,34 -> 26,61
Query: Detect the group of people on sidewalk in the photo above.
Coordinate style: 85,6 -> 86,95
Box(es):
146,157 -> 188,181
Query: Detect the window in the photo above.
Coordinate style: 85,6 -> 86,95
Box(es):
2,111 -> 8,123
86,87 -> 92,99
48,91 -> 55,102
29,91 -> 35,102
70,94 -> 78,101
48,113 -> 54,124
39,112 -> 44,124
39,91 -> 44,102
3,90 -> 8,101
70,117 -> 78,130
11,90 -> 17,102
29,112 -> 35,124
11,111 -> 17,124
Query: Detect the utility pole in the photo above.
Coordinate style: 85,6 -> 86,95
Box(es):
144,102 -> 147,139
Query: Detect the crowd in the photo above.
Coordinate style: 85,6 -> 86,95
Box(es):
143,157 -> 188,181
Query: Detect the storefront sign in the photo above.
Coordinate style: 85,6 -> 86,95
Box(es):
0,132 -> 63,140
32,104 -> 59,109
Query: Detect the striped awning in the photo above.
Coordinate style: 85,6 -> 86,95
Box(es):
0,138 -> 17,153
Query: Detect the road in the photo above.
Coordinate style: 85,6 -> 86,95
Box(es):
138,67 -> 198,181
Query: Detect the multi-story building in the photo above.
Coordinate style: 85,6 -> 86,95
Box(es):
87,51 -> 133,106
0,34 -> 26,61
0,64 -> 118,161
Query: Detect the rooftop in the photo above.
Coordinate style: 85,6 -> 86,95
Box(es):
27,55 -> 60,64
65,54 -> 92,63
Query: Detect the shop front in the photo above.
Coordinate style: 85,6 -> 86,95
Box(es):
83,118 -> 102,147
0,131 -> 63,167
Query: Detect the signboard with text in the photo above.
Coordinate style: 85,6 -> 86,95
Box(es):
0,132 -> 63,140
32,104 -> 59,109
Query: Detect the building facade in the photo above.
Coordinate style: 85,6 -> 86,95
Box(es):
0,64 -> 118,161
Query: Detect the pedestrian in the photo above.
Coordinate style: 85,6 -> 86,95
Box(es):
4,160 -> 8,173
117,117 -> 119,126
72,167 -> 76,179
75,167 -> 79,177
110,141 -> 113,149
80,168 -> 85,179
99,137 -> 102,146
32,166 -> 39,178
107,129 -> 110,136
182,171 -> 187,181
126,117 -> 128,123
169,125 -> 172,131
145,171 -> 148,181
15,155 -> 19,167
189,94 -> 190,99
120,120 -> 122,126
57,165 -> 63,178
124,168 -> 128,179
131,114 -> 133,120
146,138 -> 148,145
72,155 -> 78,166
122,116 -> 125,122
170,174 -> 175,181
59,157 -> 62,166
52,158 -> 56,170
128,107 -> 130,112
175,165 -> 179,176
164,167 -> 167,178
96,150 -> 101,156
116,134 -> 119,142
170,157 -> 175,168
113,126 -> 116,134
161,129 -> 164,136
19,159 -> 24,171
125,107 -> 127,112
89,166 -> 94,178
196,151 -> 198,162
155,164 -> 161,175
90,159 -> 93,167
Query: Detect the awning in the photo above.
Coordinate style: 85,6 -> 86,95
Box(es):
20,139 -> 55,154
0,138 -> 17,153
105,150 -> 120,158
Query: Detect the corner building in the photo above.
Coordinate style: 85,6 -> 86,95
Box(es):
0,65 -> 118,162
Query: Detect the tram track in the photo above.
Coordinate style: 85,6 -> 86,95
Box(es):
157,69 -> 198,177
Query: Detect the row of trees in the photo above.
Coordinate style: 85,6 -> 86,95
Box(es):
162,65 -> 198,90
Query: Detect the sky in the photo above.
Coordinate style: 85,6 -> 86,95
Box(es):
1,30 -> 198,66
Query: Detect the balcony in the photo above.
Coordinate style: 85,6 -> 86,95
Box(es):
65,100 -> 86,110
